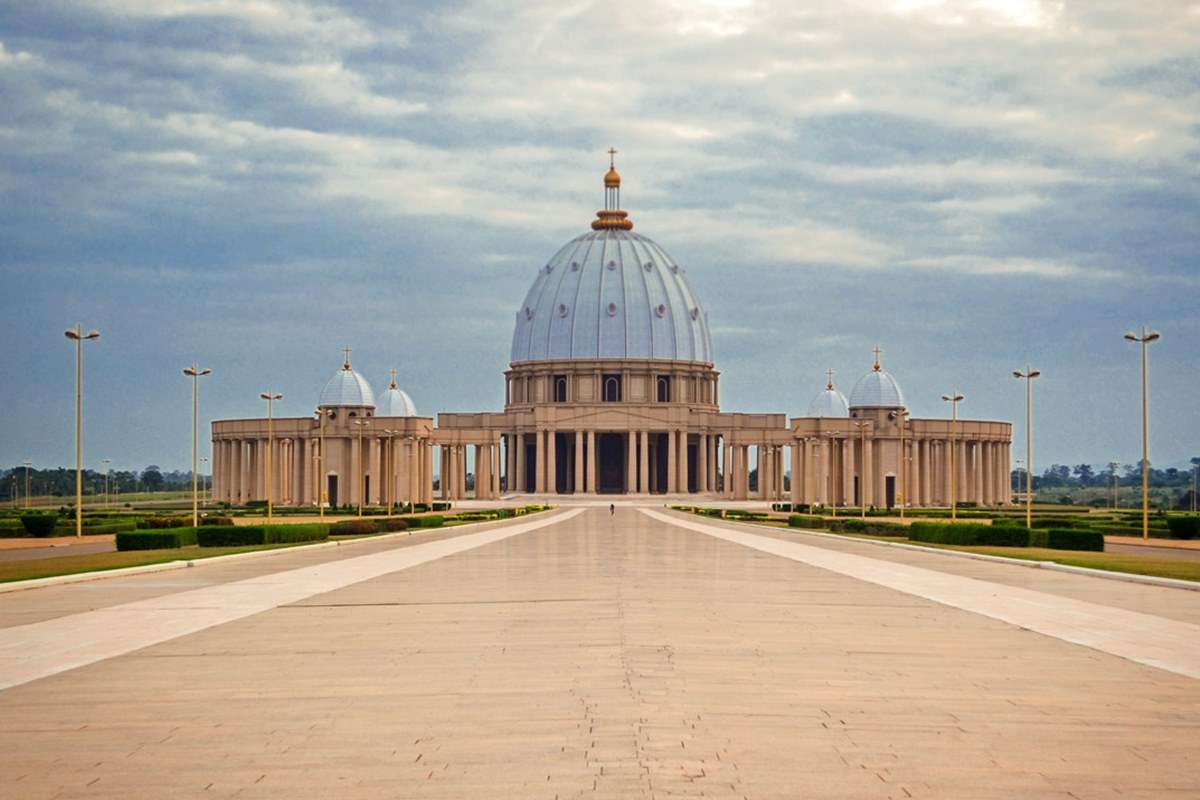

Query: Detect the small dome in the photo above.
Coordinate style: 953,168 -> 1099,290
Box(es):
377,376 -> 417,417
849,367 -> 905,409
807,387 -> 850,418
604,166 -> 621,187
319,361 -> 375,408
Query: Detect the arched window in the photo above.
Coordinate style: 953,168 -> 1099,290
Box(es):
656,376 -> 670,403
603,375 -> 621,402
554,375 -> 567,403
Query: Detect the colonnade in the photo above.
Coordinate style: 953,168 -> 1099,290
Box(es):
437,442 -> 503,500
790,437 -> 1011,508
212,434 -> 434,508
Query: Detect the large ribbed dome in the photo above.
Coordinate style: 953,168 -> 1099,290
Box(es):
849,367 -> 905,409
509,229 -> 713,364
319,362 -> 375,408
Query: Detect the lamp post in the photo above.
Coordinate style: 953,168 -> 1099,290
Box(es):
853,421 -> 870,519
1012,366 -> 1040,529
896,409 -> 910,518
65,324 -> 100,537
352,419 -> 371,518
199,456 -> 209,506
941,392 -> 964,521
259,391 -> 283,523
1108,461 -> 1120,510
100,458 -> 111,508
1124,326 -> 1160,540
184,364 -> 213,527
22,461 -> 32,510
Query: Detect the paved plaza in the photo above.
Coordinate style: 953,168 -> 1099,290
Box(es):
1,507 -> 1198,798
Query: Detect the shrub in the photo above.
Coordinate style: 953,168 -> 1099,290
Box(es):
245,500 -> 268,508
20,514 -> 57,537
908,522 -> 1031,547
418,515 -> 444,528
787,514 -> 827,529
1167,516 -> 1200,540
330,520 -> 380,536
378,517 -> 409,532
116,528 -> 198,550
828,519 -> 908,536
200,516 -> 235,526
432,502 -> 451,511
1043,528 -> 1105,551
197,524 -> 329,547
138,516 -> 191,530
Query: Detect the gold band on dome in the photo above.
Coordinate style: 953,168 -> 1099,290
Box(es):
592,209 -> 633,230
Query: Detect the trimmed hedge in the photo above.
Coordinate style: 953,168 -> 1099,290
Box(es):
787,514 -> 827,529
1042,528 -> 1104,551
908,522 -> 1032,547
196,524 -> 329,547
116,528 -> 199,550
330,520 -> 380,536
55,519 -> 139,536
829,518 -> 909,536
200,516 -> 235,526
417,515 -> 444,528
20,514 -> 57,537
1167,516 -> 1200,540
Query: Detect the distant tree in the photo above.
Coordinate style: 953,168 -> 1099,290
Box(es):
1073,464 -> 1095,486
141,465 -> 164,492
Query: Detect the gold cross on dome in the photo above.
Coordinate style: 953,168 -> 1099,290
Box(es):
608,147 -> 618,167
341,345 -> 352,369
872,345 -> 883,371
826,367 -> 834,389
389,367 -> 398,388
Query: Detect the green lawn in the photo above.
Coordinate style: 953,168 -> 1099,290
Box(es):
0,542 -> 323,584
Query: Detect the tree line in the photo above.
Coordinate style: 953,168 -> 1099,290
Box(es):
0,465 -> 206,501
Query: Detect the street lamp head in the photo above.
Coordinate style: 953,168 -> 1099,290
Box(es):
941,393 -> 963,402
1029,370 -> 1041,379
1145,331 -> 1160,343
260,392 -> 283,401
1012,370 -> 1022,378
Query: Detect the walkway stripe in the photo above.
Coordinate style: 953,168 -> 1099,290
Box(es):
0,509 -> 583,691
642,509 -> 1200,680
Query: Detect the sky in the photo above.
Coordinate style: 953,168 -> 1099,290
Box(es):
0,0 -> 1197,475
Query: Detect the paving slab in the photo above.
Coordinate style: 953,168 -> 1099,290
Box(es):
0,506 -> 1197,798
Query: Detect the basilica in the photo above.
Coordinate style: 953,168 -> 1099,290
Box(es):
210,159 -> 1012,508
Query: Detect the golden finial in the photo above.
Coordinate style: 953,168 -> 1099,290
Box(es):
593,149 -> 633,230
872,345 -> 882,372
341,345 -> 352,370
388,368 -> 398,389
826,368 -> 835,390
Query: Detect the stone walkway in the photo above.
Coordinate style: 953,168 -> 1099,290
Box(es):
0,506 -> 1197,798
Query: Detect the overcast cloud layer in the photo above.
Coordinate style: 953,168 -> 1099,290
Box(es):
1,0 -> 1197,473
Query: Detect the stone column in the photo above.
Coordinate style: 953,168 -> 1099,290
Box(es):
666,429 -> 677,494
863,438 -> 874,508
545,431 -> 557,495
679,431 -> 690,494
741,446 -> 751,500
585,431 -> 597,494
790,443 -> 801,506
708,435 -> 718,495
514,434 -> 525,494
639,431 -> 649,495
627,432 -> 637,493
697,433 -> 708,494
534,431 -> 546,494
574,431 -> 584,494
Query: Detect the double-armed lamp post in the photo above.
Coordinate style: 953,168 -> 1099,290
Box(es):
941,391 -> 964,521
65,325 -> 100,538
1124,326 -> 1160,540
314,408 -> 331,519
352,419 -> 371,518
1012,366 -> 1040,529
260,392 -> 283,523
184,364 -> 212,527
896,409 -> 910,519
